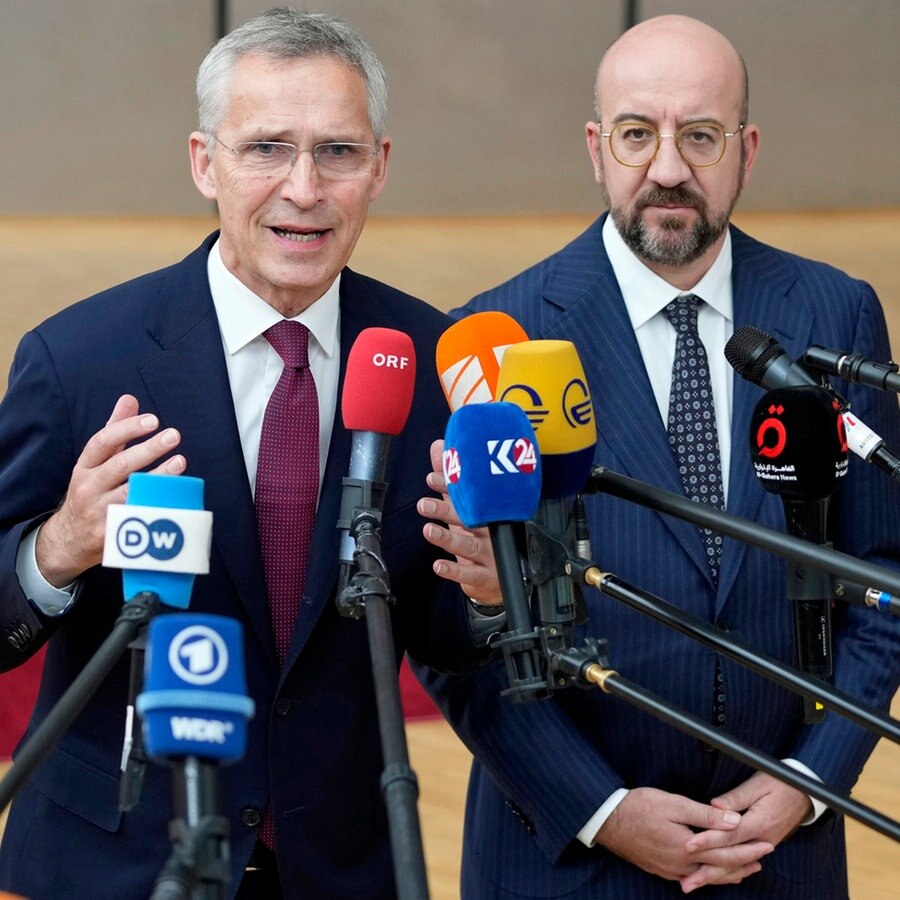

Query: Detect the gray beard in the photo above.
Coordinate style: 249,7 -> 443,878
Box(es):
603,178 -> 742,267
613,208 -> 730,266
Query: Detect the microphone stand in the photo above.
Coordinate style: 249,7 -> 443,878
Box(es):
150,756 -> 230,900
550,637 -> 900,843
563,558 -> 900,745
586,466 -> 900,599
337,510 -> 430,900
0,591 -> 162,814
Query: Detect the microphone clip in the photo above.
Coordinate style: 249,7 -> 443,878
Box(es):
336,511 -> 393,619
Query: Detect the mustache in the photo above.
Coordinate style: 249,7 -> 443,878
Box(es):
635,186 -> 705,211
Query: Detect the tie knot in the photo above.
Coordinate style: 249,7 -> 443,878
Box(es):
664,294 -> 702,334
264,320 -> 310,370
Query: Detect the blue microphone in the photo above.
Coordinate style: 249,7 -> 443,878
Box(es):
443,402 -> 546,700
137,614 -> 255,898
137,613 -> 254,763
102,472 -> 213,811
105,472 -> 212,609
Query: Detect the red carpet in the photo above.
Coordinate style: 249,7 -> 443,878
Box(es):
0,649 -> 439,761
0,647 -> 44,758
399,656 -> 441,721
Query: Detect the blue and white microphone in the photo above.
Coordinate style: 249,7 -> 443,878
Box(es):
137,614 -> 254,897
103,472 -> 213,608
137,613 -> 254,764
443,401 -> 545,700
102,472 -> 213,810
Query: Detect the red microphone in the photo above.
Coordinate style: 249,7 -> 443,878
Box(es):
338,328 -> 417,581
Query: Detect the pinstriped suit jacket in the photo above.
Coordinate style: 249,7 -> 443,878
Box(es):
420,215 -> 900,898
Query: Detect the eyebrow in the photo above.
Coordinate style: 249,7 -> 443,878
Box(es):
610,112 -> 727,128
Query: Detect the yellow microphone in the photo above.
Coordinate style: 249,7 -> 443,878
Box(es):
496,340 -> 597,644
496,340 -> 595,498
435,312 -> 529,410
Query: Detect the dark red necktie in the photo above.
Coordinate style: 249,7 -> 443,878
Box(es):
255,320 -> 319,665
256,321 -> 318,850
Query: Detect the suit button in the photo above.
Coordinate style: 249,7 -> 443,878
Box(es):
240,807 -> 261,828
274,697 -> 292,717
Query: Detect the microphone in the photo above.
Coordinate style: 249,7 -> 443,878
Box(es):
803,345 -> 900,394
337,328 -> 416,598
724,325 -> 821,391
435,311 -> 529,410
750,386 -> 847,722
137,613 -> 255,899
443,402 -> 545,700
0,475 -> 213,817
725,325 -> 900,481
102,472 -> 213,811
495,340 -> 596,647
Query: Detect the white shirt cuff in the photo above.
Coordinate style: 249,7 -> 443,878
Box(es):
577,787 -> 629,847
781,758 -> 827,824
16,526 -> 76,617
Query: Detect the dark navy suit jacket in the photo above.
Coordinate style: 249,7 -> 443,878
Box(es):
420,216 -> 900,898
0,233 -> 477,899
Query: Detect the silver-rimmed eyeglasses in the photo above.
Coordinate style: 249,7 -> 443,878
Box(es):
212,136 -> 380,180
600,121 -> 744,168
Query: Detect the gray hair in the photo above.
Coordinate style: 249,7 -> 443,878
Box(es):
197,7 -> 388,142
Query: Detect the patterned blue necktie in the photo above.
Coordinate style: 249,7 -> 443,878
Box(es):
664,295 -> 725,584
665,295 -> 726,731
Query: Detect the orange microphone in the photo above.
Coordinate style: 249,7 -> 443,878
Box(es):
435,312 -> 529,410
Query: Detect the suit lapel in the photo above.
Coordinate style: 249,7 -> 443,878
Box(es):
716,227 -> 813,608
136,236 -> 275,665
540,221 -> 712,583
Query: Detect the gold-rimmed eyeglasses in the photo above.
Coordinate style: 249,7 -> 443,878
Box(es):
600,121 -> 744,168
212,136 -> 380,180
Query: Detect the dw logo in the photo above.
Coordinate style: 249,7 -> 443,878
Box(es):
116,517 -> 184,561
168,625 -> 229,686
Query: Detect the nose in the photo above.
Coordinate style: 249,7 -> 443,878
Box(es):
646,135 -> 692,187
280,150 -> 323,209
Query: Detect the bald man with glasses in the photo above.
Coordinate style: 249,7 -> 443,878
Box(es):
418,14 -> 900,898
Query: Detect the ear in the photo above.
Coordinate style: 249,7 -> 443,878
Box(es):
739,123 -> 761,189
585,121 -> 605,186
368,136 -> 391,203
189,132 -> 218,201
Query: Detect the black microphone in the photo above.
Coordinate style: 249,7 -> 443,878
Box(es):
803,345 -> 900,394
336,328 -> 416,603
724,325 -> 821,391
750,385 -> 847,723
725,325 -> 900,482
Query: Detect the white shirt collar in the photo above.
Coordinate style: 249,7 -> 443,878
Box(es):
207,238 -> 340,358
602,214 -> 733,325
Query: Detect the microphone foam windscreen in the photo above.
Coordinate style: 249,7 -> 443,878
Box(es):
750,386 -> 848,499
122,473 -> 205,609
436,312 -> 529,410
495,340 -> 596,499
342,328 -> 416,434
137,613 -> 255,763
443,402 -> 542,528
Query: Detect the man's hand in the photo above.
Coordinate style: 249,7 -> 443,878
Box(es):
36,394 -> 185,587
595,787 -> 772,889
417,439 -> 502,605
677,771 -> 811,892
